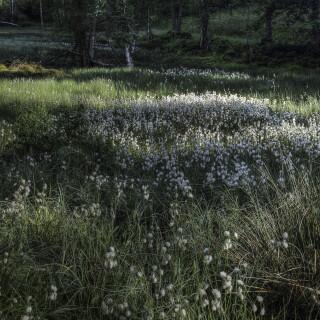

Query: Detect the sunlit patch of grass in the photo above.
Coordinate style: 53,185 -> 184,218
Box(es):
0,67 -> 319,120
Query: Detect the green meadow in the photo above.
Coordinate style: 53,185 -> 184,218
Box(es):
0,64 -> 319,319
0,2 -> 320,317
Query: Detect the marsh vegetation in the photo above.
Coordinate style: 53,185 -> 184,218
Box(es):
1,0 -> 320,319
0,66 -> 320,319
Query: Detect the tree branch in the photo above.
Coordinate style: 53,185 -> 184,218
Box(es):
44,50 -> 114,68
0,20 -> 20,27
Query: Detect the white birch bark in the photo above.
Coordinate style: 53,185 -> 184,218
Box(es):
125,44 -> 134,67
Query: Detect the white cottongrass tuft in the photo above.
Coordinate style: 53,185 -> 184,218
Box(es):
105,246 -> 118,269
212,289 -> 221,299
203,255 -> 212,265
50,285 -> 58,301
252,303 -> 258,313
26,306 -> 32,313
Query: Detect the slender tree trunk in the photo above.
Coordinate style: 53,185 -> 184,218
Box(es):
265,3 -> 275,42
311,0 -> 320,49
266,14 -> 272,41
40,0 -> 44,27
229,1 -> 233,16
11,0 -> 14,23
170,0 -> 183,39
199,0 -> 210,50
125,33 -> 137,67
177,5 -> 183,34
76,30 -> 90,67
246,6 -> 252,63
89,11 -> 98,60
170,0 -> 177,39
125,44 -> 134,67
147,8 -> 153,43
131,38 -> 136,54
71,42 -> 78,65
314,23 -> 320,50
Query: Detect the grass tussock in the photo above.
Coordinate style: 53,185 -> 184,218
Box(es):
222,170 -> 320,318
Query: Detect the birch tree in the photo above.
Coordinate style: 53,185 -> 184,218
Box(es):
101,0 -> 147,67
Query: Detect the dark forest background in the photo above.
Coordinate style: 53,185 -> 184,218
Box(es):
1,0 -> 320,69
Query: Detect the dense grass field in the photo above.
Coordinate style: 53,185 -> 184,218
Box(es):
0,65 -> 319,320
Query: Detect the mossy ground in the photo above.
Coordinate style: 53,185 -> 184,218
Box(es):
0,61 -> 62,78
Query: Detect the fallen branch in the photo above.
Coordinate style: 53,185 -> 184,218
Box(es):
44,50 -> 114,68
0,20 -> 20,27
68,50 -> 114,67
44,51 -> 70,67
91,59 -> 114,67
